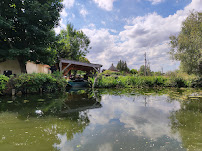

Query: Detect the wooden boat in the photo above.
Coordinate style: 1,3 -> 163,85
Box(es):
68,79 -> 89,88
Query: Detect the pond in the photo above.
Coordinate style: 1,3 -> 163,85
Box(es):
0,88 -> 201,151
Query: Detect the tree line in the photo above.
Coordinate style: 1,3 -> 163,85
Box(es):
116,11 -> 202,76
0,0 -> 90,73
0,1 -> 201,76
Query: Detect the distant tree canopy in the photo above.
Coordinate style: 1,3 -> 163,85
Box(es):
169,12 -> 202,75
130,69 -> 138,74
0,0 -> 62,73
139,65 -> 151,76
116,60 -> 130,72
54,24 -> 91,63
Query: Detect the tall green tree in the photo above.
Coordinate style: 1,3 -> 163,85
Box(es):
139,65 -> 151,76
55,24 -> 90,63
169,12 -> 202,75
116,60 -> 130,72
0,0 -> 62,73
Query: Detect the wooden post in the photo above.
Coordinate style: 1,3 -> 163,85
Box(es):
12,89 -> 15,96
59,61 -> 62,72
12,96 -> 15,101
144,52 -> 147,76
62,63 -> 72,73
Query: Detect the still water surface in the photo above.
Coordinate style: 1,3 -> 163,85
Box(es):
0,88 -> 201,151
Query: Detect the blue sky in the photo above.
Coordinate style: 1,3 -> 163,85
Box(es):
55,0 -> 202,72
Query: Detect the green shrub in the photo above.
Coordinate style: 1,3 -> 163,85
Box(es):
102,70 -> 121,75
0,74 -> 9,94
170,77 -> 187,88
92,75 -> 168,88
130,69 -> 138,74
12,73 -> 69,93
187,76 -> 202,88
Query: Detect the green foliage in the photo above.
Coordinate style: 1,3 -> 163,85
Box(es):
91,75 -> 168,88
11,73 -> 68,93
90,74 -> 202,88
0,0 -> 63,72
130,69 -> 138,74
166,77 -> 187,88
138,65 -> 151,76
116,60 -> 130,72
164,70 -> 202,88
0,75 -> 9,94
54,24 -> 90,63
153,71 -> 162,76
102,70 -> 121,75
169,12 -> 202,75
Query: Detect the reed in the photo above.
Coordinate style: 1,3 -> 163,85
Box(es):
90,75 -> 201,88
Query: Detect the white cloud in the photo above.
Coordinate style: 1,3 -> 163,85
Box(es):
146,0 -> 164,5
98,143 -> 113,151
54,18 -> 66,35
80,7 -> 88,18
88,23 -> 96,28
53,0 -> 76,34
60,8 -> 68,17
82,0 -> 202,71
88,94 -> 181,140
62,0 -> 75,8
71,13 -> 75,19
93,0 -> 117,11
101,21 -> 106,25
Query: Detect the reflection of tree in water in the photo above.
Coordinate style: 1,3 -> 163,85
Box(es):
96,87 -> 202,150
169,98 -> 202,150
0,89 -> 101,151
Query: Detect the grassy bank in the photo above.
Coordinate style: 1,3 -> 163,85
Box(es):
0,73 -> 69,95
89,75 -> 201,88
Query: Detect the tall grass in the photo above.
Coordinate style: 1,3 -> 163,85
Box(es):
90,75 -> 201,88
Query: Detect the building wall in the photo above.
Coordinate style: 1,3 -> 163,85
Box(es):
26,61 -> 38,74
0,59 -> 21,75
26,62 -> 50,74
0,60 -> 50,74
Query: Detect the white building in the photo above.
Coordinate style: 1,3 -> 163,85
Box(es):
0,59 -> 51,75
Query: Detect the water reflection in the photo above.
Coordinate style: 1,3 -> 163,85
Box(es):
0,88 -> 201,151
0,89 -> 101,151
170,99 -> 202,150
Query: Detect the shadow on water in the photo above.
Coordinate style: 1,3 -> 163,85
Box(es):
169,97 -> 202,150
0,88 -> 101,151
0,87 -> 201,151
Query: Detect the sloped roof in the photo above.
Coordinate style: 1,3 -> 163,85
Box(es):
108,63 -> 118,71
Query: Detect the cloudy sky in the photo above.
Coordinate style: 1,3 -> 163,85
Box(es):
54,0 -> 202,72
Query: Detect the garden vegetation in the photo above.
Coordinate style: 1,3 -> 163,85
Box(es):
0,73 -> 69,95
89,73 -> 201,88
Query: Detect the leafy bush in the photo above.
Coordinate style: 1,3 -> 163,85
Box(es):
130,69 -> 138,74
91,75 -> 168,88
11,73 -> 69,93
166,77 -> 187,88
0,74 -> 9,94
91,74 -> 202,88
102,70 -> 121,75
186,76 -> 202,88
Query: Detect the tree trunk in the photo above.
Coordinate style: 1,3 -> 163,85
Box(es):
17,57 -> 27,73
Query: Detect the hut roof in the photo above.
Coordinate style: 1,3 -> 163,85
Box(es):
108,63 -> 118,71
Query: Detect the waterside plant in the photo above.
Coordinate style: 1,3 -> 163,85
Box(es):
89,75 -> 202,88
0,73 -> 70,95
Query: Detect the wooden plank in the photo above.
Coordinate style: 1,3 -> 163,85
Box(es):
93,67 -> 99,73
62,63 -> 72,73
